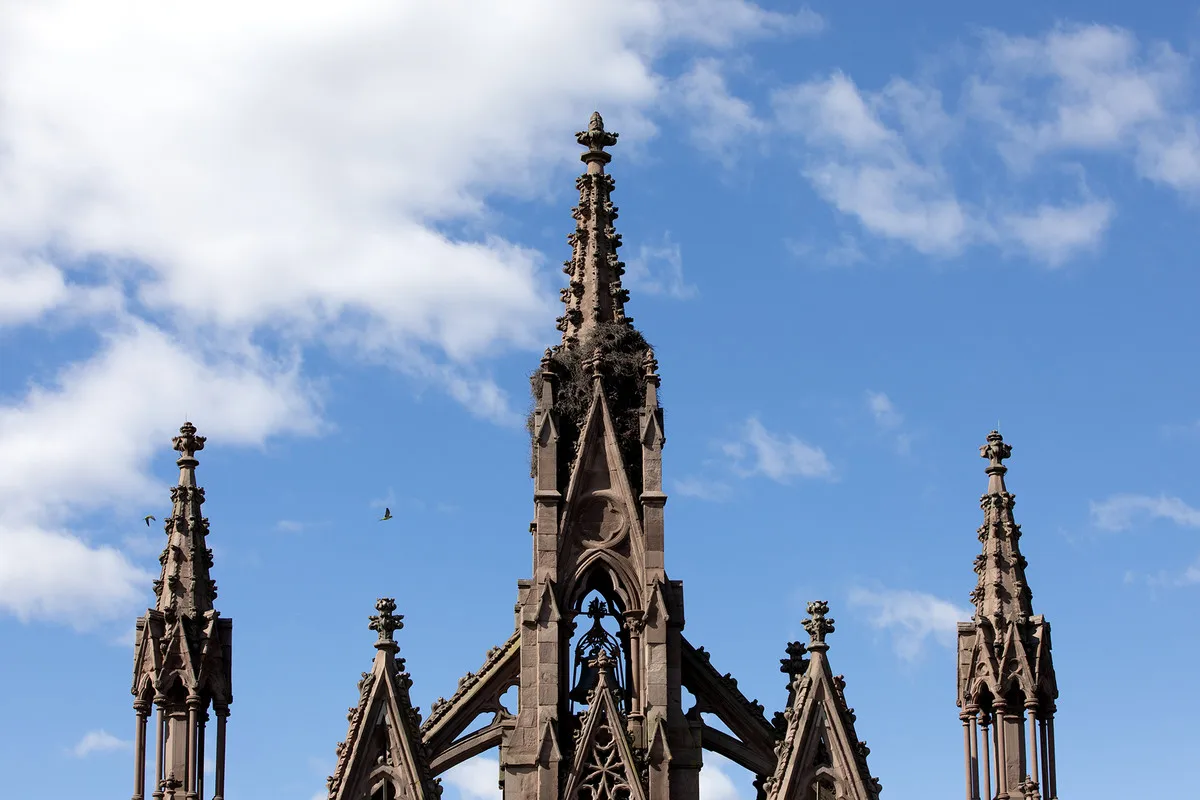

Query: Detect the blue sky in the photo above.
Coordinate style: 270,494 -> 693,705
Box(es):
0,1 -> 1197,798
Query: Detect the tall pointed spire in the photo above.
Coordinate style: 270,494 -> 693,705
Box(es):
557,111 -> 630,348
971,431 -> 1034,630
131,422 -> 233,800
154,421 -> 217,616
956,431 -> 1059,800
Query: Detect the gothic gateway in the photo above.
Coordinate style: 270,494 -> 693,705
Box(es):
127,115 -> 1061,800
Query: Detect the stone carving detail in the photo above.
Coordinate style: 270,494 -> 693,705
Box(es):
578,490 -> 629,550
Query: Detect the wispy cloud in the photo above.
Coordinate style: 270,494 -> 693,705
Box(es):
766,24 -> 1200,266
848,587 -> 970,662
673,477 -> 735,502
723,417 -> 833,483
623,235 -> 698,300
1089,493 -> 1200,532
866,391 -> 912,454
673,59 -> 767,166
71,730 -> 130,758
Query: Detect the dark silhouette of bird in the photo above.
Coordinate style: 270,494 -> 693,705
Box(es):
143,515 -> 156,527
380,508 -> 393,521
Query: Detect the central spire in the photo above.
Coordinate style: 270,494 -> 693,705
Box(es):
556,111 -> 630,347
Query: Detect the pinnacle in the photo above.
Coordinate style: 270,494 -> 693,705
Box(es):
153,421 -> 217,616
557,111 -> 631,348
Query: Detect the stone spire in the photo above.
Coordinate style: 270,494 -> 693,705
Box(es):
556,111 -> 630,347
971,431 -> 1034,631
153,421 -> 217,616
131,422 -> 233,800
956,431 -> 1059,800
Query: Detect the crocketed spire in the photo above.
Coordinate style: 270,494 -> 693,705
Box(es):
971,431 -> 1035,629
556,111 -> 630,347
154,421 -> 217,616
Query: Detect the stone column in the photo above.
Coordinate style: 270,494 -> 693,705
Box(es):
979,713 -> 991,800
185,698 -> 199,800
993,702 -> 1008,799
213,706 -> 229,800
1038,718 -> 1050,800
196,711 -> 207,800
1045,715 -> 1056,799
968,708 -> 981,800
153,700 -> 166,800
961,713 -> 974,800
1024,706 -> 1040,794
133,701 -> 150,800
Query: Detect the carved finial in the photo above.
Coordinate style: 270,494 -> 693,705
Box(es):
539,348 -> 555,374
981,430 -> 1012,494
577,111 -> 619,168
582,347 -> 603,381
643,348 -> 659,379
173,421 -> 206,460
802,601 -> 835,651
368,597 -> 404,650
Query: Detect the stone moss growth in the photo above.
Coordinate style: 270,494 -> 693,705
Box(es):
529,321 -> 653,492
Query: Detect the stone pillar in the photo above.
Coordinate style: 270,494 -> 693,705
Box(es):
213,707 -> 228,800
196,711 -> 207,800
153,701 -> 166,800
961,713 -> 974,800
185,698 -> 199,800
967,708 -> 981,800
1024,706 -> 1040,794
979,713 -> 991,800
133,701 -> 150,800
1045,716 -> 1056,799
993,702 -> 1008,799
1038,718 -> 1050,800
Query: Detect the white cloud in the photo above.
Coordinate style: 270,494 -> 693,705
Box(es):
72,730 -> 130,758
442,756 -> 501,800
767,24 -> 1200,264
0,320 -> 320,625
623,235 -> 698,299
723,417 -> 832,482
1089,493 -> 1200,532
848,587 -> 970,662
0,0 -> 800,626
773,73 -> 972,256
673,477 -> 734,502
700,752 -> 752,800
866,391 -> 902,429
673,59 -> 767,165
970,25 -> 1193,176
1001,201 -> 1115,266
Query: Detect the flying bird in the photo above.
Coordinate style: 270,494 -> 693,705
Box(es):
143,515 -> 156,527
380,508 -> 393,521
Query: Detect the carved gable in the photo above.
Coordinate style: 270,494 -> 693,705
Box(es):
563,656 -> 646,800
766,649 -> 879,800
330,651 -> 439,800
559,382 -> 645,599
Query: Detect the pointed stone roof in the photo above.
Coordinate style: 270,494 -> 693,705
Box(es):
557,111 -> 629,347
154,421 -> 217,616
971,431 -> 1035,630
959,431 -> 1057,712
132,421 -> 232,709
535,113 -> 654,494
328,599 -> 441,800
765,602 -> 881,800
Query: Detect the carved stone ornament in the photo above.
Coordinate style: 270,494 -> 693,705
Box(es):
578,490 -> 629,550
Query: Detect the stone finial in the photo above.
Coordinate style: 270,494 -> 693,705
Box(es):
368,598 -> 404,650
582,347 -> 603,381
642,348 -> 659,380
173,421 -> 206,460
539,348 -> 555,375
802,601 -> 835,651
980,430 -> 1011,494
577,111 -> 619,168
